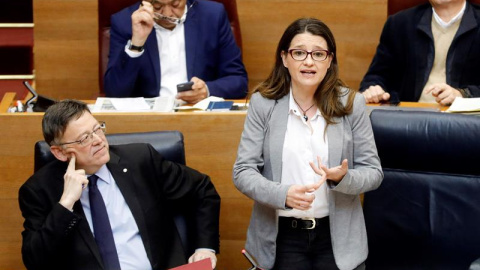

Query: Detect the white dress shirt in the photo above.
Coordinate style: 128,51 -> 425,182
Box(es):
278,90 -> 329,219
125,6 -> 189,97
81,165 -> 151,270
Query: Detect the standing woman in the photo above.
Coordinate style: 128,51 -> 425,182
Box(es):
233,18 -> 383,270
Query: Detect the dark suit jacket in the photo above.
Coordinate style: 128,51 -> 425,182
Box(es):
360,2 -> 480,101
19,144 -> 220,270
104,0 -> 248,99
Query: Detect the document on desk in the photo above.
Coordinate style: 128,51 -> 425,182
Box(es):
175,96 -> 225,111
447,97 -> 480,113
168,258 -> 212,270
92,97 -> 176,112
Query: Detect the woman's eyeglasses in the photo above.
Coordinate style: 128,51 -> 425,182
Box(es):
288,49 -> 331,62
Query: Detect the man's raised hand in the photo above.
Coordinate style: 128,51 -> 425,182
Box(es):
59,154 -> 88,211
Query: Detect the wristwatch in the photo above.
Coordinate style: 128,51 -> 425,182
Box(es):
128,40 -> 144,52
457,88 -> 472,98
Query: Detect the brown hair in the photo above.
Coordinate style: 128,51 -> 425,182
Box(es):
42,99 -> 90,146
252,18 -> 355,125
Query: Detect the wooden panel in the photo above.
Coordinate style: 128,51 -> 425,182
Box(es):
0,92 -> 16,112
33,0 -> 98,100
33,0 -> 386,99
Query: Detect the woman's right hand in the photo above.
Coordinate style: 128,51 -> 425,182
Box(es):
286,175 -> 326,210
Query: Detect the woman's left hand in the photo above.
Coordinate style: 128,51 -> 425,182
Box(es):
309,156 -> 348,183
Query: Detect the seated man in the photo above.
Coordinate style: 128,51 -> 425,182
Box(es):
104,0 -> 248,103
18,100 -> 220,270
360,0 -> 480,105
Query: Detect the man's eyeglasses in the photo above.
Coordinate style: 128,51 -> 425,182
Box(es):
150,0 -> 196,25
288,49 -> 331,62
58,122 -> 106,147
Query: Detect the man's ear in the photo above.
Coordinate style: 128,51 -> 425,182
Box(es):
50,145 -> 68,162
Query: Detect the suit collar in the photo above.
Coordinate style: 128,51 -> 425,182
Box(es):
183,1 -> 198,79
455,2 -> 478,38
269,95 -> 289,183
73,202 -> 104,267
326,116 -> 344,168
146,31 -> 161,93
417,6 -> 433,38
105,150 -> 154,264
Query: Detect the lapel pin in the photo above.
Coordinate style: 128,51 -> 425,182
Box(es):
123,168 -> 128,173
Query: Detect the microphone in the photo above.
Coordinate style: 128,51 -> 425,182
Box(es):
22,80 -> 57,112
242,249 -> 264,270
23,81 -> 38,110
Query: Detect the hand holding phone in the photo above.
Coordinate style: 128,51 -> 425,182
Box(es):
177,81 -> 194,92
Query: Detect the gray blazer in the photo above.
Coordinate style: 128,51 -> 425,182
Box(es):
233,89 -> 383,270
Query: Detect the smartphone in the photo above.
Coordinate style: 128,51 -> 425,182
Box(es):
177,81 -> 194,92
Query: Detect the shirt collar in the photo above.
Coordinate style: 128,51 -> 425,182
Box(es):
287,88 -> 321,119
432,1 -> 466,28
88,164 -> 111,184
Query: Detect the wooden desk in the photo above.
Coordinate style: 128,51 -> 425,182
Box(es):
0,99 -> 446,269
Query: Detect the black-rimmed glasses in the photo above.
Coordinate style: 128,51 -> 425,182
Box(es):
288,49 -> 331,62
151,0 -> 196,25
58,122 -> 106,147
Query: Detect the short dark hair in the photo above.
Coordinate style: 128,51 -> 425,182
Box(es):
42,99 -> 91,146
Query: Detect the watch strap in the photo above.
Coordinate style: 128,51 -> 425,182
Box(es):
128,41 -> 144,52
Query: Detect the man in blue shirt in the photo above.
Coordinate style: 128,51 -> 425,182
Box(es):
19,100 -> 220,270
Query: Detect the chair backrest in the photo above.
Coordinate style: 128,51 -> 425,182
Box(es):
388,0 -> 480,16
364,110 -> 480,269
34,130 -> 194,255
98,0 -> 243,94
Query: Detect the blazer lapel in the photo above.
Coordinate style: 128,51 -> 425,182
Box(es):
184,3 -> 198,79
448,3 -> 478,83
73,201 -> 104,267
146,31 -> 161,90
269,95 -> 289,183
327,117 -> 344,168
454,3 -> 478,38
106,152 -> 153,263
415,8 -> 434,100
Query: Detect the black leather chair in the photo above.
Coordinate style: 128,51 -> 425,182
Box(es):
34,130 -> 194,256
364,110 -> 480,269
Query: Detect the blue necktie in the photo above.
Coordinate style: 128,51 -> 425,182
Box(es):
88,175 -> 121,270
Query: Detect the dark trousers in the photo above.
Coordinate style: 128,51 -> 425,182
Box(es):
272,216 -> 339,270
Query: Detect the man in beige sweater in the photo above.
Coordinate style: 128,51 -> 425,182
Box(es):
360,0 -> 480,105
